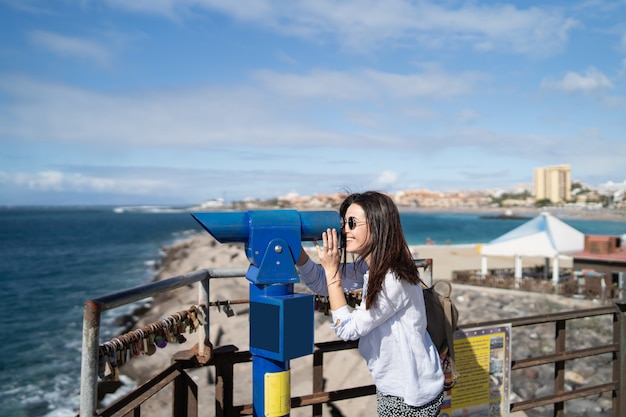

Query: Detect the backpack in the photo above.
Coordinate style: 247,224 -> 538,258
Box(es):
422,280 -> 460,389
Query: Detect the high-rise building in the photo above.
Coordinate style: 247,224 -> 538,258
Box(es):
534,164 -> 571,203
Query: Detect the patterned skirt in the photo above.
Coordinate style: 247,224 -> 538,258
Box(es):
376,390 -> 444,417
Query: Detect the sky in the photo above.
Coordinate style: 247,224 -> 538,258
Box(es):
1,0 -> 625,206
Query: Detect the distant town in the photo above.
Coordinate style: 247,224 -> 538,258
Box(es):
197,164 -> 626,218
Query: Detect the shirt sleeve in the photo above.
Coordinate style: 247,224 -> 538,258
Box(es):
331,272 -> 411,341
297,257 -> 365,295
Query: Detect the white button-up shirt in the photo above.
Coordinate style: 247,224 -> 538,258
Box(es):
298,258 -> 444,407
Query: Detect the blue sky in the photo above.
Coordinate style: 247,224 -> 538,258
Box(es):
1,0 -> 625,206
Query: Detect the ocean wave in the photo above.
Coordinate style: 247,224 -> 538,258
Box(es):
99,375 -> 137,408
113,205 -> 191,214
1,373 -> 80,417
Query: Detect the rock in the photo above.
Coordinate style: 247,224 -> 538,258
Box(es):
113,313 -> 137,332
523,369 -> 539,379
565,370 -> 585,386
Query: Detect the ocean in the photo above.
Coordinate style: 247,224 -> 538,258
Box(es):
1,206 -> 625,417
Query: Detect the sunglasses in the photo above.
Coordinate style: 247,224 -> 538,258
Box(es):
342,216 -> 366,230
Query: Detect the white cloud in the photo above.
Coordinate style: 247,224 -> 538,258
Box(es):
408,2 -> 578,56
458,108 -> 480,124
254,68 -> 483,100
28,30 -> 112,65
0,76 -> 313,147
105,0 -> 274,22
373,170 -> 399,189
1,170 -> 117,192
0,169 -> 198,200
102,0 -> 577,56
0,70 -> 480,149
254,69 -> 373,101
541,67 -> 613,94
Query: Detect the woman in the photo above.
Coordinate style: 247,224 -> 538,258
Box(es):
296,191 -> 444,416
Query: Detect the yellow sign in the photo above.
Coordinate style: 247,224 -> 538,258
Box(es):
264,370 -> 291,417
440,325 -> 511,417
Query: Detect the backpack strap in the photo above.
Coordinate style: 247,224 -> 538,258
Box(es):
432,280 -> 460,389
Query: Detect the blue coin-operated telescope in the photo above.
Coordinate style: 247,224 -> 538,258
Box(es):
191,209 -> 339,417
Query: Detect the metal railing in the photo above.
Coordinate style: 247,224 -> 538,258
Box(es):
453,268 -> 624,300
466,304 -> 625,416
80,266 -> 248,417
190,303 -> 626,417
81,263 -> 626,417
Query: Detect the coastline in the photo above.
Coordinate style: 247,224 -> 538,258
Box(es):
396,205 -> 626,221
185,202 -> 626,222
107,233 -> 611,417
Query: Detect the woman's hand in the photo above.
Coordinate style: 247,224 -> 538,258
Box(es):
315,228 -> 345,312
314,228 -> 340,276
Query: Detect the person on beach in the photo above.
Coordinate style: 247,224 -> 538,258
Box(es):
296,191 -> 444,417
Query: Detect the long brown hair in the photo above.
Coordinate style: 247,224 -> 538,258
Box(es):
339,191 -> 419,309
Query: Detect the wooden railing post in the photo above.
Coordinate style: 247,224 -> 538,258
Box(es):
312,349 -> 324,417
173,369 -> 198,417
213,346 -> 238,417
554,319 -> 566,417
614,300 -> 626,417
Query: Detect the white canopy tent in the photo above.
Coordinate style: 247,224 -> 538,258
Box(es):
479,212 -> 585,285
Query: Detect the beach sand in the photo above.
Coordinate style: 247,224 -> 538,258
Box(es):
108,233 -> 593,417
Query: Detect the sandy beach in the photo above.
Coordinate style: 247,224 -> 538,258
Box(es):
106,233 -> 604,417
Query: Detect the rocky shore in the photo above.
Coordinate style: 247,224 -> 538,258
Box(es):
104,233 -> 616,417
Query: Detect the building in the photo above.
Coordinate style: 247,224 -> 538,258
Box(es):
572,235 -> 626,299
534,164 -> 571,203
394,189 -> 491,208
